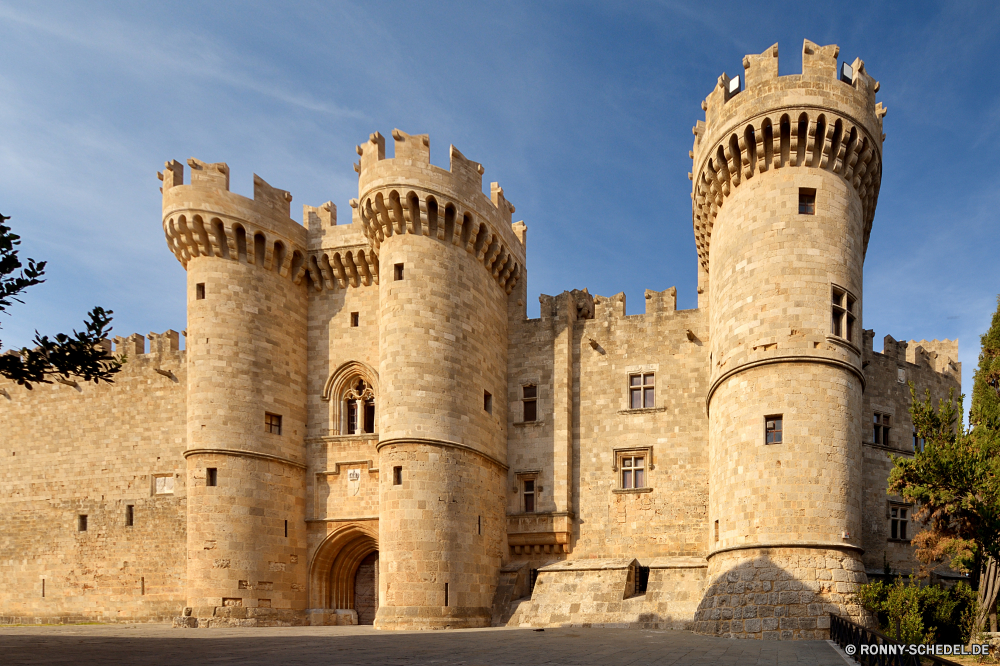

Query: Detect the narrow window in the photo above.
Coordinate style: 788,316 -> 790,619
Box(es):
206,468 -> 217,487
484,390 -> 492,414
874,412 -> 891,446
363,399 -> 375,434
394,263 -> 404,281
620,456 -> 645,489
393,466 -> 402,486
478,515 -> 481,535
523,479 -> 535,513
41,579 -> 45,598
350,312 -> 359,327
125,505 -> 134,527
284,519 -> 288,538
444,583 -> 449,607
765,415 -> 783,444
196,283 -> 206,300
890,505 -> 909,540
629,373 -> 655,409
635,565 -> 650,594
529,569 -> 539,593
141,577 -> 145,595
522,385 -> 537,422
913,430 -> 925,453
265,412 -> 282,435
831,286 -> 856,342
799,188 -> 816,214
347,400 -> 358,434
714,520 -> 720,543
78,515 -> 88,532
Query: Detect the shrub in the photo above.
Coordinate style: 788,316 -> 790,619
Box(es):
854,576 -> 977,645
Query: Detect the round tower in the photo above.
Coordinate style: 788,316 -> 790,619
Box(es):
693,41 -> 885,639
356,130 -> 523,629
161,159 -> 310,623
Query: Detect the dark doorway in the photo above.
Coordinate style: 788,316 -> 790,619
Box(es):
354,551 -> 379,625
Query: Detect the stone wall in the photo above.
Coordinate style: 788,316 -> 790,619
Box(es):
0,336 -> 187,623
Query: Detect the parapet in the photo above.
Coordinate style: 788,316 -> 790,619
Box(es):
160,159 -> 309,278
908,339 -> 960,376
355,129 -> 524,295
690,39 -> 886,273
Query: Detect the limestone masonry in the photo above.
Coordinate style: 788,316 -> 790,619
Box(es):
0,40 -> 961,640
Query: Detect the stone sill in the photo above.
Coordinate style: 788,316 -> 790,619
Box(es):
612,487 -> 653,494
617,407 -> 668,415
512,420 -> 545,427
887,538 -> 912,544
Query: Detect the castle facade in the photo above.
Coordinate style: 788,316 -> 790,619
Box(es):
0,40 -> 961,639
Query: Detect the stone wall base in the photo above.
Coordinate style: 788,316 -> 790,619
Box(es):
694,547 -> 867,640
506,557 -> 707,629
373,605 -> 492,630
171,606 -> 311,628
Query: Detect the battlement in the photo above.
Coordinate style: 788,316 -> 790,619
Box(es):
355,129 -> 525,295
690,39 -> 886,273
160,158 -> 309,280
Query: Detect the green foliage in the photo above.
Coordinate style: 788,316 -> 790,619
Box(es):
0,213 -> 122,388
971,296 -> 1000,431
855,577 -> 978,645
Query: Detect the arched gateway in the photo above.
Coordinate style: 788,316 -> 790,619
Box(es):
309,522 -> 378,624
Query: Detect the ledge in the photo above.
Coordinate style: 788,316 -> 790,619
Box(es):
826,335 -> 862,356
184,448 -> 306,469
864,441 -> 913,457
617,407 -> 668,415
612,487 -> 653,494
707,541 -> 865,559
512,420 -> 545,427
305,516 -> 378,524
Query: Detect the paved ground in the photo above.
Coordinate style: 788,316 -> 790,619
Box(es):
0,624 -> 853,665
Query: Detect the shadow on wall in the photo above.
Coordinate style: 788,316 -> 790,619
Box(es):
694,550 -> 867,640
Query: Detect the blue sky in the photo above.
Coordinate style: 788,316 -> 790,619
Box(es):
1,1 -> 998,401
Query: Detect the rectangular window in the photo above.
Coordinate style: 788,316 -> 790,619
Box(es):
484,390 -> 492,414
765,415 -> 783,444
629,373 -> 655,409
125,505 -> 134,527
478,515 -> 481,535
634,565 -> 650,594
523,479 -> 535,513
363,401 -> 375,433
620,455 -> 645,489
393,466 -> 402,486
350,312 -> 359,327
444,583 -> 449,607
265,412 -> 282,435
78,515 -> 88,532
799,188 -> 816,214
206,468 -> 217,487
522,385 -> 537,422
394,263 -> 404,281
831,286 -> 856,343
196,283 -> 206,300
874,412 -> 891,446
284,519 -> 288,538
913,430 -> 925,453
890,505 -> 909,540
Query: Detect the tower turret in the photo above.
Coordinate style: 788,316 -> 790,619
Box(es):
161,159 -> 310,622
694,40 -> 885,638
356,129 -> 524,629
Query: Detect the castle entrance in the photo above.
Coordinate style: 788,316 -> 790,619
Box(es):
353,551 -> 379,624
308,522 -> 379,624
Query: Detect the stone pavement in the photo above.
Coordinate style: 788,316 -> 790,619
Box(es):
0,624 -> 852,665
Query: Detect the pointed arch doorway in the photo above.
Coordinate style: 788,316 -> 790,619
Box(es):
309,522 -> 379,625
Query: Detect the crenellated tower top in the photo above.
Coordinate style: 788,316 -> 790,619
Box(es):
691,39 -> 887,273
353,129 -> 524,294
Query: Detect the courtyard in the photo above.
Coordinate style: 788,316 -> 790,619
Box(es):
0,624 -> 853,665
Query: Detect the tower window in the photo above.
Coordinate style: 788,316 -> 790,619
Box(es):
522,385 -> 537,422
206,468 -> 217,487
393,466 -> 402,486
393,263 -> 404,280
265,413 -> 282,435
195,283 -> 205,300
629,373 -> 655,409
484,391 -> 492,414
78,515 -> 88,532
125,505 -> 134,527
350,312 -> 359,327
765,415 -> 783,444
522,478 -> 535,513
890,504 -> 909,540
874,412 -> 891,446
798,188 -> 816,214
832,286 -> 856,342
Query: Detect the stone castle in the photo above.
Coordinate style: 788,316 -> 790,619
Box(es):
0,40 -> 962,639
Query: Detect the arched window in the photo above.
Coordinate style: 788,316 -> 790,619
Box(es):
345,379 -> 375,435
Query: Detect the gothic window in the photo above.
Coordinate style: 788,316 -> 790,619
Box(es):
345,379 -> 375,435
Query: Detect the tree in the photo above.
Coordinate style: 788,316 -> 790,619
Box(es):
888,296 -> 1000,638
0,213 -> 121,388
